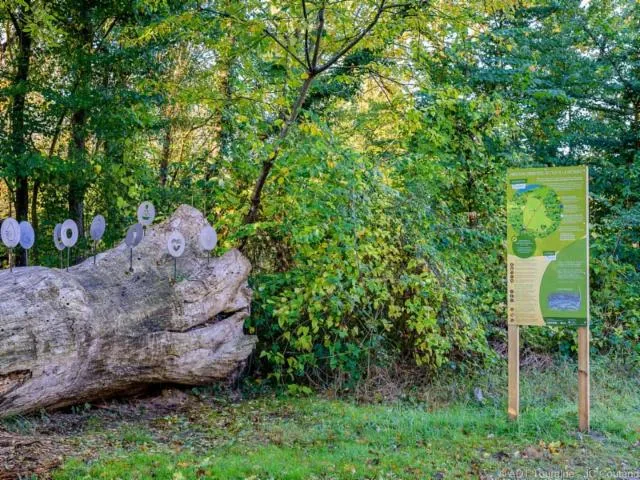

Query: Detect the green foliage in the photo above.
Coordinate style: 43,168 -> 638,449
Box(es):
245,115 -> 494,383
0,0 -> 638,386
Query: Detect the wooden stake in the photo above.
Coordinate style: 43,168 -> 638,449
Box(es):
579,165 -> 590,432
508,324 -> 520,420
578,327 -> 590,432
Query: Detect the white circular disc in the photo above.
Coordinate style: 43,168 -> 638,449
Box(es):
61,219 -> 79,248
125,223 -> 144,248
167,230 -> 185,258
199,225 -> 217,251
137,201 -> 156,226
90,215 -> 106,241
1,218 -> 20,248
19,221 -> 35,249
53,223 -> 65,251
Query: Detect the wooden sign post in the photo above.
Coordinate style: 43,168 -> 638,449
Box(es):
577,327 -> 590,431
506,166 -> 590,432
508,325 -> 519,420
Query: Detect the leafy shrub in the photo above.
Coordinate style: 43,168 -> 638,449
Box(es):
245,140 -> 492,385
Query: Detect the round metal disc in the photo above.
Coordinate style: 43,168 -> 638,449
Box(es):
1,217 -> 20,248
19,221 -> 35,249
61,219 -> 79,248
167,230 -> 185,258
137,201 -> 156,226
90,215 -> 106,241
53,223 -> 65,251
125,223 -> 144,248
199,225 -> 217,251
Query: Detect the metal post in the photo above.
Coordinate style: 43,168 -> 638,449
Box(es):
174,257 -> 177,281
9,249 -> 13,273
66,248 -> 70,271
129,248 -> 133,272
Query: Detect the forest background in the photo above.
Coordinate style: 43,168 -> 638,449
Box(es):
0,0 -> 638,388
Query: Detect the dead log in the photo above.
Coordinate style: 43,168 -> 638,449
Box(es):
0,205 -> 256,417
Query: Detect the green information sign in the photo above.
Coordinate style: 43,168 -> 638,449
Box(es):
507,166 -> 589,327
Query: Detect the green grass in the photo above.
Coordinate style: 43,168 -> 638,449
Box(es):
47,358 -> 640,479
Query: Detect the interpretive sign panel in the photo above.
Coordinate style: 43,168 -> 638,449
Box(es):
507,166 -> 589,327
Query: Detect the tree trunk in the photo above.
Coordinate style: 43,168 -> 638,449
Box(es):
160,125 -> 172,187
67,108 -> 88,238
243,74 -> 314,227
9,1 -> 33,267
205,35 -> 236,185
0,205 -> 256,418
66,13 -> 92,238
29,179 -> 39,264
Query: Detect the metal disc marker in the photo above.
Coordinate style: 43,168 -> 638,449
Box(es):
125,223 -> 144,271
167,230 -> 185,280
90,215 -> 106,265
199,224 -> 217,265
19,221 -> 35,266
2,217 -> 20,272
61,219 -> 79,271
53,224 -> 65,251
90,215 -> 106,241
53,223 -> 65,268
137,201 -> 156,227
61,219 -> 79,248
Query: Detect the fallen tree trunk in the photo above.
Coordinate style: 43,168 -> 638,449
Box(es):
0,205 -> 256,417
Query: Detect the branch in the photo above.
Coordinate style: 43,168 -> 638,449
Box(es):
96,17 -> 119,50
48,110 -> 67,158
197,7 -> 238,21
263,28 -> 309,70
310,3 -> 325,68
314,0 -> 386,74
302,0 -> 311,67
6,10 -> 22,35
370,73 -> 392,105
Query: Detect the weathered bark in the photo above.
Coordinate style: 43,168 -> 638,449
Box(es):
0,205 -> 256,418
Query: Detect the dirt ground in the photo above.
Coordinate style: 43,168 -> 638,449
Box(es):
0,388 -> 197,479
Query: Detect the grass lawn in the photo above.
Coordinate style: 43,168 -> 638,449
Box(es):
3,358 -> 639,479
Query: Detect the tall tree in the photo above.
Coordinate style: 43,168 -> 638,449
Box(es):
241,0 -> 398,229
